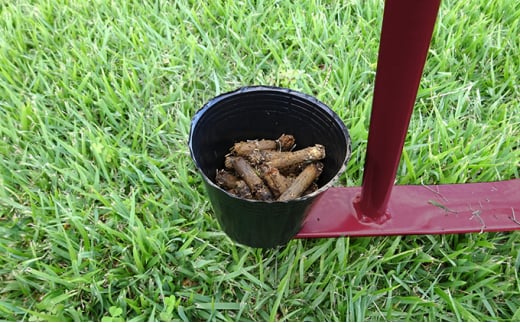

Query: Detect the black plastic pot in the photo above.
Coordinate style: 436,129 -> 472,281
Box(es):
189,86 -> 351,248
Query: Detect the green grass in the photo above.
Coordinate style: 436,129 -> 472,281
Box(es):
1,0 -> 519,321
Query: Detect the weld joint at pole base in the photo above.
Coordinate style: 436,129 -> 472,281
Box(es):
353,194 -> 392,225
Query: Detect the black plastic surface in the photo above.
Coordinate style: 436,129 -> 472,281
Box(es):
189,86 -> 351,248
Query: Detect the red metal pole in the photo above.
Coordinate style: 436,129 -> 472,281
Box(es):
359,0 -> 442,220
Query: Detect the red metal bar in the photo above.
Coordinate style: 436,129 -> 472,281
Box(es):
359,0 -> 442,219
294,0 -> 520,239
296,180 -> 520,238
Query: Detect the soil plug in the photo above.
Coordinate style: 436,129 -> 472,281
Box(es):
233,139 -> 277,156
278,162 -> 323,201
260,165 -> 292,198
230,180 -> 253,199
232,134 -> 295,156
216,169 -> 253,199
231,157 -> 273,201
216,169 -> 240,190
224,155 -> 239,170
267,144 -> 325,169
247,150 -> 286,165
275,134 -> 296,151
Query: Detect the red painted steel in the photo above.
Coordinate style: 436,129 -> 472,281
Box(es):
294,0 -> 520,239
359,0 -> 441,219
296,180 -> 520,238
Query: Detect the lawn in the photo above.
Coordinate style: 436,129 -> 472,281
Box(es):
1,0 -> 519,321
